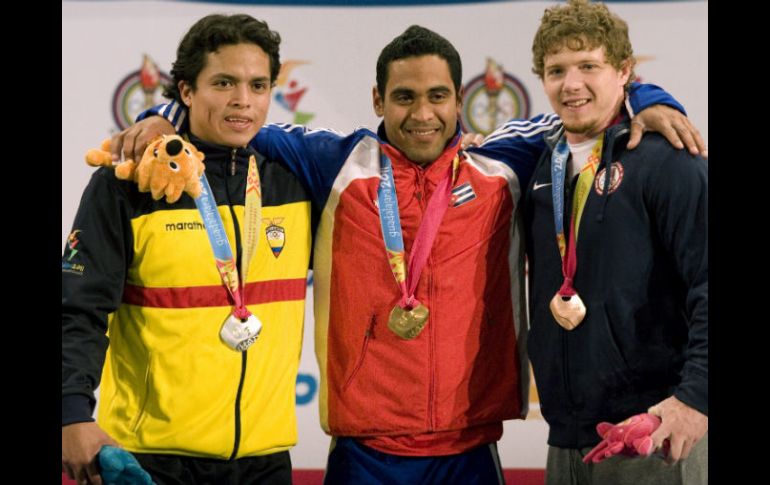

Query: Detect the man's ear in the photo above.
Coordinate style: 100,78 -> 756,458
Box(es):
619,58 -> 634,86
373,86 -> 384,117
179,81 -> 193,107
456,85 -> 464,111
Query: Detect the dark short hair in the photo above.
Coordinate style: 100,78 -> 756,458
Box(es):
376,25 -> 462,99
163,13 -> 281,103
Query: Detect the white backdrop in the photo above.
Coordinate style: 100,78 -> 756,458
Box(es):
62,0 -> 707,469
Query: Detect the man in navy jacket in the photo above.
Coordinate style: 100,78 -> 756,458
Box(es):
521,1 -> 707,484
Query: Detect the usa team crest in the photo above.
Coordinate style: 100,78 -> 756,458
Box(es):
594,162 -> 624,195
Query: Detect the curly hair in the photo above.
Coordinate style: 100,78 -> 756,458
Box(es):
531,0 -> 635,87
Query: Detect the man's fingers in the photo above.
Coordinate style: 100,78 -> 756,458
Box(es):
86,460 -> 103,485
110,131 -> 125,162
688,123 -> 707,157
122,131 -> 140,164
659,124 -> 685,150
647,403 -> 661,416
666,434 -> 685,463
672,120 -> 697,155
74,465 -> 90,485
134,130 -> 153,162
63,463 -> 75,480
627,120 -> 644,149
649,425 -> 668,450
460,133 -> 484,149
679,439 -> 694,461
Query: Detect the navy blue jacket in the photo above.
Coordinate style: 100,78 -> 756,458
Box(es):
523,122 -> 708,448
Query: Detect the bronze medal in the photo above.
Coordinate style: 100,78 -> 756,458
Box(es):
549,292 -> 586,330
388,303 -> 429,339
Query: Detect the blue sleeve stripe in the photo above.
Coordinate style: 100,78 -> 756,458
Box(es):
158,102 -> 172,119
271,122 -> 348,138
486,113 -> 560,135
168,102 -> 186,131
156,100 -> 186,131
483,114 -> 560,144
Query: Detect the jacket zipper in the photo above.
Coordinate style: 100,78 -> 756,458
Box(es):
428,257 -> 436,431
414,168 -> 436,431
225,148 -> 248,460
561,162 -> 577,432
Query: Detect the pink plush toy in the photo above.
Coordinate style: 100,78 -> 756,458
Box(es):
583,412 -> 665,464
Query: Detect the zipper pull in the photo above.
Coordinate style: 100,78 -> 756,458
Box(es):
230,148 -> 237,176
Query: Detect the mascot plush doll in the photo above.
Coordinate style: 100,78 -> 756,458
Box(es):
86,134 -> 205,204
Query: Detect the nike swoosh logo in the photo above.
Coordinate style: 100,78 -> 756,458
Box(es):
533,182 -> 552,190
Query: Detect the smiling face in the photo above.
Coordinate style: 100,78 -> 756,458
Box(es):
373,55 -> 462,165
542,45 -> 631,144
180,43 -> 272,147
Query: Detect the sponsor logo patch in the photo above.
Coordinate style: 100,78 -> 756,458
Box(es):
165,221 -> 206,232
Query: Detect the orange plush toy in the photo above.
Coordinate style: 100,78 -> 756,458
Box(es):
85,134 -> 206,203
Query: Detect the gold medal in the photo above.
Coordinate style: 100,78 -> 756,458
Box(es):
388,303 -> 429,339
549,292 -> 586,330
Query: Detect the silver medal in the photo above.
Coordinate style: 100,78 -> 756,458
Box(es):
220,313 -> 262,351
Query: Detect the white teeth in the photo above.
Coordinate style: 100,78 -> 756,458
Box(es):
410,129 -> 437,135
565,100 -> 589,107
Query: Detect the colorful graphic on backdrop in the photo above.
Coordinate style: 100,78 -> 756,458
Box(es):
273,60 -> 315,125
461,58 -> 530,136
112,55 -> 172,130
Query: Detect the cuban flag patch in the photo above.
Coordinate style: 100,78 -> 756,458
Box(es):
451,182 -> 476,207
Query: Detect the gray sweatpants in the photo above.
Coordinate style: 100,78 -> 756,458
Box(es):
545,433 -> 708,485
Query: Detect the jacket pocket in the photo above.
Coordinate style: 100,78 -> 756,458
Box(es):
129,351 -> 153,433
342,314 -> 375,392
592,302 -> 637,392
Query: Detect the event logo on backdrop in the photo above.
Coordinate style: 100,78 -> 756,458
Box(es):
272,60 -> 315,125
461,58 -> 530,136
112,55 -> 172,130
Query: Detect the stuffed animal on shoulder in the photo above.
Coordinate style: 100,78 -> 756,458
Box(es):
85,134 -> 205,204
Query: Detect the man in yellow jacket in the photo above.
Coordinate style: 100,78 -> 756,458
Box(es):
62,13 -> 312,485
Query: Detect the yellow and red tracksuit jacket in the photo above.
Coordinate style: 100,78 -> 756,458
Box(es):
62,135 -> 312,459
